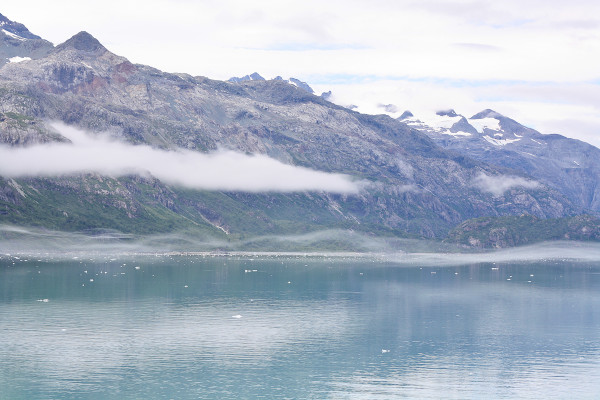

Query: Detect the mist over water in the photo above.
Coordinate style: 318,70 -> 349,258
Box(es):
4,224 -> 600,266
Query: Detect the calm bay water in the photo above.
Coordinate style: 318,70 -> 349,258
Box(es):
1,254 -> 599,399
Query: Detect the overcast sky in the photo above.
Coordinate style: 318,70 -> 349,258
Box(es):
3,0 -> 600,146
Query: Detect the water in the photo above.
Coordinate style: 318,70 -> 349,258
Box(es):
1,254 -> 599,399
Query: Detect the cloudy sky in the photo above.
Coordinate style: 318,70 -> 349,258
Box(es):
3,0 -> 600,146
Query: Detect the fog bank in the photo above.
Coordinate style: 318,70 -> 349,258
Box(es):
3,224 -> 600,267
0,123 -> 359,193
473,172 -> 541,196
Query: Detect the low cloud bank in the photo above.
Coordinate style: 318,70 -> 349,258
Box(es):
0,225 -> 443,255
387,241 -> 600,267
4,225 -> 600,267
473,172 -> 540,196
0,123 -> 359,193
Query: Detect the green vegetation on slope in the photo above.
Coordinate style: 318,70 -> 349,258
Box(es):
445,214 -> 600,248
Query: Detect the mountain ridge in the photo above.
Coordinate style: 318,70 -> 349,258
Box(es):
399,108 -> 600,214
0,12 -> 594,247
0,13 -> 53,67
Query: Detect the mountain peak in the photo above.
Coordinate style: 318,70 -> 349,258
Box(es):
471,109 -> 504,119
228,72 -> 265,83
274,76 -> 315,93
399,110 -> 414,120
436,109 -> 458,117
0,12 -> 42,40
56,31 -> 105,53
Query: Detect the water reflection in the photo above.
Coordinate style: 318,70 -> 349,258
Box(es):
1,256 -> 599,399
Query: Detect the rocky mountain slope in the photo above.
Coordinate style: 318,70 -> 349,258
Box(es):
446,214 -> 600,248
0,13 -> 53,67
0,13 -> 587,243
399,109 -> 600,213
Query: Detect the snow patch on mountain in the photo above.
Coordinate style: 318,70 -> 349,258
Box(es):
468,117 -> 500,133
8,56 -> 30,63
2,29 -> 25,41
402,113 -> 473,137
483,136 -> 521,146
274,76 -> 314,93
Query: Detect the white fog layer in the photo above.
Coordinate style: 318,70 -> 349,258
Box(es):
0,123 -> 359,194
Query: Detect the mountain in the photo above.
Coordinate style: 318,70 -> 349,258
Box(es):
229,73 -> 316,94
399,109 -> 600,213
0,14 -> 589,245
0,13 -> 53,67
273,76 -> 314,94
227,72 -> 266,83
446,214 -> 600,248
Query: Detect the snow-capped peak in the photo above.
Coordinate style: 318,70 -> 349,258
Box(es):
274,76 -> 315,93
468,117 -> 501,133
0,13 -> 43,40
470,109 -> 504,119
436,109 -> 459,117
228,72 -> 266,83
399,109 -> 534,147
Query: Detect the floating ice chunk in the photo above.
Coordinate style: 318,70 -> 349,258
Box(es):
381,349 -> 390,353
134,266 -> 141,270
232,315 -> 242,319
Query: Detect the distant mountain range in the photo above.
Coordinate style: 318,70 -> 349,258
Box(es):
228,73 -> 316,94
0,12 -> 598,249
398,108 -> 600,214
